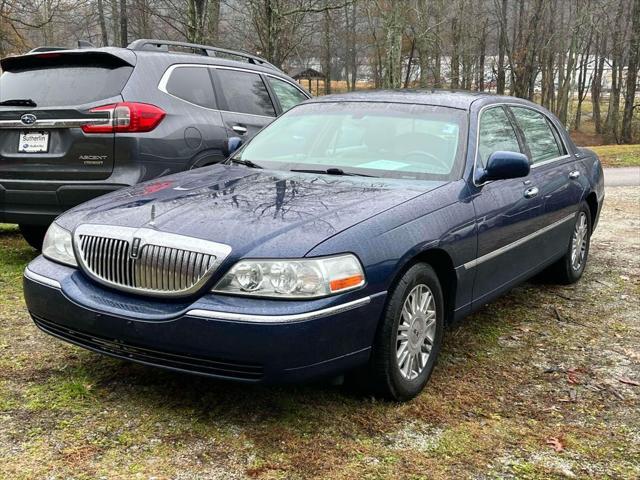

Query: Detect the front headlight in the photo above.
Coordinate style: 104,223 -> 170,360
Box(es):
213,254 -> 365,298
42,222 -> 77,267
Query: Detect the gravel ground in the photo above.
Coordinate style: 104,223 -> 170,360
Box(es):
0,186 -> 638,479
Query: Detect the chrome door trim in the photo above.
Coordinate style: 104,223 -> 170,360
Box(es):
24,267 -> 62,289
472,102 -> 571,187
188,296 -> 372,323
0,118 -> 110,129
463,213 -> 576,270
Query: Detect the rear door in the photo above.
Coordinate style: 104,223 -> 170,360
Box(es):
0,51 -> 134,180
211,68 -> 277,139
508,106 -> 582,257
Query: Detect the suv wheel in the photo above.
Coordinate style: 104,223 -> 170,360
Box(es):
367,263 -> 444,401
19,224 -> 48,251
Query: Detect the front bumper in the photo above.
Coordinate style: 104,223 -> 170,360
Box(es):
24,256 -> 385,383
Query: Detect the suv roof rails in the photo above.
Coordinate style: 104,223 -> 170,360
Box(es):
127,39 -> 280,72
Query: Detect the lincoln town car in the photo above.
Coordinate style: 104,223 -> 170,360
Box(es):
23,91 -> 604,401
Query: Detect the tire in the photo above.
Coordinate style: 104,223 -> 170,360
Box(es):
19,224 -> 48,251
367,263 -> 445,401
546,203 -> 592,285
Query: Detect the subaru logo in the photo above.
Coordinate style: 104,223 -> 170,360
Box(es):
20,113 -> 37,125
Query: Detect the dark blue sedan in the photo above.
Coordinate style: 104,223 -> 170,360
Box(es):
23,91 -> 604,401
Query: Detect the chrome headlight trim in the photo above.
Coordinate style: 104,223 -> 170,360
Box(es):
212,254 -> 366,299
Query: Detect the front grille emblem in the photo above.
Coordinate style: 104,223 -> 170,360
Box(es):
130,238 -> 141,258
20,113 -> 37,125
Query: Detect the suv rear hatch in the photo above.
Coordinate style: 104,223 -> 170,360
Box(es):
0,50 -> 135,181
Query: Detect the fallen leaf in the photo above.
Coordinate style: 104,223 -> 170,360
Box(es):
546,437 -> 565,452
617,377 -> 640,387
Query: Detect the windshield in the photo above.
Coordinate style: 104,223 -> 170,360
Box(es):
235,102 -> 467,180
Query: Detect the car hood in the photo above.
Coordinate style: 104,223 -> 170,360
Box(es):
58,165 -> 446,258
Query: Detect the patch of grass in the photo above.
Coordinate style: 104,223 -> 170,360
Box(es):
590,144 -> 640,168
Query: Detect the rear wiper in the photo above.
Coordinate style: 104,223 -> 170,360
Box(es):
227,158 -> 263,169
290,167 -> 376,177
0,98 -> 37,107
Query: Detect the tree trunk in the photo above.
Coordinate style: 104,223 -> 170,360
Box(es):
323,8 -> 332,94
382,0 -> 404,89
497,0 -> 508,94
110,0 -> 120,47
622,0 -> 640,143
591,35 -> 606,134
477,18 -> 487,91
433,0 -> 443,87
207,0 -> 221,43
404,38 -> 415,88
119,0 -> 128,47
605,0 -> 628,139
573,31 -> 593,131
349,1 -> 357,90
450,17 -> 460,89
97,0 -> 109,46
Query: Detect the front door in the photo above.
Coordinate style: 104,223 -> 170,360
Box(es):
470,105 -> 547,305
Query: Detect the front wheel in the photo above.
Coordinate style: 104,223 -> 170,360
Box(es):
367,263 -> 444,401
547,203 -> 592,284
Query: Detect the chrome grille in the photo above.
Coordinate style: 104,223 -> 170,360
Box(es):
74,225 -> 231,297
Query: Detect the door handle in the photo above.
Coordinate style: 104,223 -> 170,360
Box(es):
232,125 -> 247,134
569,170 -> 580,180
524,186 -> 539,199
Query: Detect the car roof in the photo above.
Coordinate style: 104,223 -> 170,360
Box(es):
306,89 -> 531,110
3,45 -> 290,79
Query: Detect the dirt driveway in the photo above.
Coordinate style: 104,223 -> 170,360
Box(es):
0,187 -> 638,479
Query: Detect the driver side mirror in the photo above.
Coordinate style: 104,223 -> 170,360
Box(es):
223,137 -> 243,157
476,151 -> 530,184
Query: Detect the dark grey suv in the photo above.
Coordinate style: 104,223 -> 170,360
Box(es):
0,39 -> 310,248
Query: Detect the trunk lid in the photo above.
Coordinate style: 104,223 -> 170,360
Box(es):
0,50 -> 135,180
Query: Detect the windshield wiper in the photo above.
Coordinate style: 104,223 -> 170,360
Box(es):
290,167 -> 376,178
227,158 -> 263,169
0,98 -> 37,107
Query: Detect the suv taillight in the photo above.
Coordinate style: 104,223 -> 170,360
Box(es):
82,102 -> 165,133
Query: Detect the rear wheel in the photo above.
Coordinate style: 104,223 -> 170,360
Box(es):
366,263 -> 444,401
546,203 -> 592,284
19,224 -> 48,251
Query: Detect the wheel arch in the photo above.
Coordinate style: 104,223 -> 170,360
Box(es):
585,191 -> 598,232
387,248 -> 458,325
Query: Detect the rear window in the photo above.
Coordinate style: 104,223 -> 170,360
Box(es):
165,66 -> 216,108
0,63 -> 133,107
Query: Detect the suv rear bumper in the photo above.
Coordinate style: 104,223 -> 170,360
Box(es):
0,182 -> 125,225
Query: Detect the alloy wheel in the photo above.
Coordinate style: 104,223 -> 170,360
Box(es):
396,284 -> 437,380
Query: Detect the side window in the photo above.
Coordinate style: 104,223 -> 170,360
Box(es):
215,69 -> 276,117
267,77 -> 308,111
165,66 -> 216,109
477,106 -> 521,168
510,107 -> 564,164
